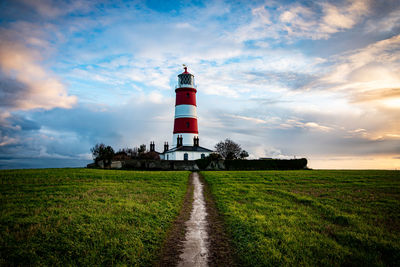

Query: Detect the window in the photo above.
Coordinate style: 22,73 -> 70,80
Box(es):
186,122 -> 190,128
186,93 -> 190,98
180,74 -> 192,85
184,153 -> 188,161
167,155 -> 169,160
201,154 -> 205,159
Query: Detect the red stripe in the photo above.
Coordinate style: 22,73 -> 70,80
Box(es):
173,118 -> 198,134
176,88 -> 197,93
175,88 -> 197,106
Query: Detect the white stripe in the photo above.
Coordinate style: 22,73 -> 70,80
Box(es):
175,105 -> 197,118
173,133 -> 198,147
176,84 -> 197,89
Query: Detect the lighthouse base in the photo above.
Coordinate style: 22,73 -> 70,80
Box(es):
172,133 -> 198,147
160,145 -> 213,161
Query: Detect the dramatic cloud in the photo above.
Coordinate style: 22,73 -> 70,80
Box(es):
0,97 -> 173,168
304,34 -> 400,142
0,28 -> 77,111
319,34 -> 400,89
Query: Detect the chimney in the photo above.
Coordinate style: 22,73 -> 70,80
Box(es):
150,141 -> 155,152
177,135 -> 183,147
164,142 -> 169,152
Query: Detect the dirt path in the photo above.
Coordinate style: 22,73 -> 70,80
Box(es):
178,172 -> 209,266
156,174 -> 194,267
157,172 -> 235,267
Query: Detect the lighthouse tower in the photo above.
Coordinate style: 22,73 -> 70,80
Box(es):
173,66 -> 198,147
160,66 -> 213,161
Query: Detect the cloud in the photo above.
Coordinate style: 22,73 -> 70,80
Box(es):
228,114 -> 270,124
320,34 -> 400,84
0,95 -> 175,169
320,0 -> 369,32
263,147 -> 292,159
350,88 -> 400,103
0,28 -> 77,112
303,122 -> 333,132
200,99 -> 399,163
311,34 -> 400,120
13,0 -> 92,19
245,70 -> 317,90
236,0 -> 371,42
279,119 -> 333,132
365,8 -> 400,33
310,155 -> 400,169
19,0 -> 65,18
0,135 -> 18,147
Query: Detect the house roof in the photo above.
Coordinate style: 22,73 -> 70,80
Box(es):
163,145 -> 213,153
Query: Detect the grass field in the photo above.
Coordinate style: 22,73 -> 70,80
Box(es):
0,169 -> 190,266
201,170 -> 400,266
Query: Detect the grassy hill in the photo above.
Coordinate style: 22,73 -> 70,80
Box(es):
202,170 -> 400,266
0,169 -> 190,266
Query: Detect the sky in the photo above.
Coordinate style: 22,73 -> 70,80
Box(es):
0,0 -> 399,169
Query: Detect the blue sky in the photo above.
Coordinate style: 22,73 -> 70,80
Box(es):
0,0 -> 399,169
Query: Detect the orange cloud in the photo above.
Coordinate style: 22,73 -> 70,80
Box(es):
350,88 -> 400,103
310,155 -> 400,170
0,35 -> 77,111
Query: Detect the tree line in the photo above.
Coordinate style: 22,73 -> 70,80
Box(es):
90,143 -> 160,165
90,138 -> 249,164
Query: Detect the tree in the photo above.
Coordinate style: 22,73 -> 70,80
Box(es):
115,148 -> 138,160
139,151 -> 160,160
90,143 -> 115,166
214,139 -> 243,160
138,144 -> 146,153
208,152 -> 222,160
114,150 -> 129,160
240,150 -> 249,159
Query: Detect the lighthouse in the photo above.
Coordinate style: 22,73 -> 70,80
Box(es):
160,66 -> 213,161
173,65 -> 198,146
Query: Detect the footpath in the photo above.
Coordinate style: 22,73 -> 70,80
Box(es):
157,172 -> 235,267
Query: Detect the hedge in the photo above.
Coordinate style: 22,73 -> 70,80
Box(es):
224,158 -> 308,170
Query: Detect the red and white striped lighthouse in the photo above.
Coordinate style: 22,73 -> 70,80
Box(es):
173,65 -> 199,147
160,65 -> 212,160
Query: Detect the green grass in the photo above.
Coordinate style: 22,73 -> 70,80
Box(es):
201,170 -> 400,266
0,168 -> 190,266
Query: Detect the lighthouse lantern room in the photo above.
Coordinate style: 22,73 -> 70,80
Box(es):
160,66 -> 213,161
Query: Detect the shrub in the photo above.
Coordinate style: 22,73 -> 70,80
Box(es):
195,153 -> 222,169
